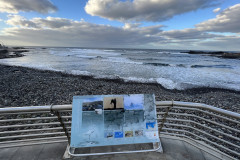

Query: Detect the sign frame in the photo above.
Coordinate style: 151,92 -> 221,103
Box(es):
68,94 -> 162,157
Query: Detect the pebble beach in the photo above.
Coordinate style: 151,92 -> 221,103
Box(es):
0,64 -> 239,113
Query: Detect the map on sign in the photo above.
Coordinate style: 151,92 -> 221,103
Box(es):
70,94 -> 159,148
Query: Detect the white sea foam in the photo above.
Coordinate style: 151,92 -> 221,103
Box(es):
1,47 -> 240,91
75,55 -> 97,59
122,77 -> 155,85
103,57 -> 143,64
122,76 -> 184,90
50,50 -> 77,57
69,70 -> 92,76
104,50 -> 115,52
50,48 -> 121,59
156,78 -> 181,90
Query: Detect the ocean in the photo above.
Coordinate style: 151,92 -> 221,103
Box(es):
0,47 -> 240,91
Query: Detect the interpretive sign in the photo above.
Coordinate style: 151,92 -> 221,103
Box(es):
70,94 -> 159,148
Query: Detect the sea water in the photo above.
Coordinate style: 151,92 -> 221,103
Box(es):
0,47 -> 240,91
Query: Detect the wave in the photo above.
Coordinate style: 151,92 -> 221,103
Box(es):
50,48 -> 120,58
1,47 -> 240,92
103,57 -> 143,64
144,63 -> 187,67
1,60 -> 240,91
144,63 -> 170,67
191,65 -> 233,69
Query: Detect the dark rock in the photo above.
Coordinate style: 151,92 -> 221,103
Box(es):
182,50 -> 240,59
0,48 -> 27,59
182,50 -> 224,55
221,53 -> 240,59
0,49 -> 9,59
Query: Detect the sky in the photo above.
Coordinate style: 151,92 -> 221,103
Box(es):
0,0 -> 240,51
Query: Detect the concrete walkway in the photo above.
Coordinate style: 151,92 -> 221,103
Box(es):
0,136 -> 230,160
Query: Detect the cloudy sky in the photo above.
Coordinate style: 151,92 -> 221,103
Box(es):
0,0 -> 239,51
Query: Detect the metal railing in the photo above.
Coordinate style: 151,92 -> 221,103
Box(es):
157,101 -> 240,160
0,105 -> 72,148
0,101 -> 239,159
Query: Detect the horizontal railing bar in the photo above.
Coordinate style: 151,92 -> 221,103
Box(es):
0,136 -> 67,145
0,127 -> 71,135
156,106 -> 170,109
157,112 -> 165,115
0,111 -> 51,116
0,139 -> 68,149
169,106 -> 240,124
164,117 -> 239,137
159,133 -> 237,160
161,123 -> 240,149
1,101 -> 239,119
0,116 -> 72,123
0,140 -> 68,149
58,110 -> 72,113
158,112 -> 240,133
0,132 -> 66,140
160,120 -> 240,141
0,117 -> 58,122
0,127 -> 62,135
156,101 -> 240,119
0,122 -> 71,129
161,128 -> 240,156
0,105 -> 72,113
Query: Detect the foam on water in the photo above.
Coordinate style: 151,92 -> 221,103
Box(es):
1,47 -> 240,91
103,57 -> 143,64
156,78 -> 180,90
69,70 -> 92,76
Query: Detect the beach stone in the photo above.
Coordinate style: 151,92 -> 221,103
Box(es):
0,64 -> 239,113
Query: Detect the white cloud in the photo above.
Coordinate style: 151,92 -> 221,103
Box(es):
196,4 -> 240,33
1,4 -> 240,51
6,15 -> 77,29
159,3 -> 240,43
213,8 -> 221,13
0,0 -> 57,14
198,36 -> 240,51
161,28 -> 222,40
1,16 -> 164,47
6,15 -> 38,28
85,0 -> 218,22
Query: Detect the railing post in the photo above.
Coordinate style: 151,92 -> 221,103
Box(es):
50,105 -> 70,144
158,100 -> 173,135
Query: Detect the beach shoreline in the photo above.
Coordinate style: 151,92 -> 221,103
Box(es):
0,64 -> 239,113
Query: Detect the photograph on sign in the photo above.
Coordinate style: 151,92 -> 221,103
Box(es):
82,97 -> 103,111
135,130 -> 143,136
114,131 -> 124,138
104,131 -> 114,138
125,131 -> 133,137
124,94 -> 144,110
103,96 -> 124,110
146,121 -> 156,130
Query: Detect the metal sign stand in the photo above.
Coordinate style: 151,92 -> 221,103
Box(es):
64,94 -> 162,158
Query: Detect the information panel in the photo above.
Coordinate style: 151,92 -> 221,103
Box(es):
70,94 -> 159,148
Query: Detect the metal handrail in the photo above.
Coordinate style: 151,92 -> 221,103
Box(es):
157,112 -> 240,133
156,101 -> 240,160
156,101 -> 240,119
0,101 -> 239,159
0,104 -> 72,113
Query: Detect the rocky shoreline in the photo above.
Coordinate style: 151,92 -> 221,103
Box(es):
181,50 -> 240,59
0,47 -> 28,59
0,64 -> 239,113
